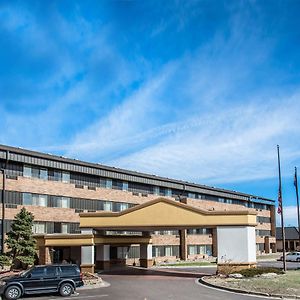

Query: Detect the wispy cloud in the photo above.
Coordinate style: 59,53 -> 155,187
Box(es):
277,206 -> 300,227
58,9 -> 300,186
1,1 -> 300,213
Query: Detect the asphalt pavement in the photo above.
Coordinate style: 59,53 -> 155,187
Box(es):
20,265 -> 284,300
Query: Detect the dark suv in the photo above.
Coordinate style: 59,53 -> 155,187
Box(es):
0,264 -> 84,300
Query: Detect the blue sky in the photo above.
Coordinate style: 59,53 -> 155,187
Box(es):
1,0 -> 300,225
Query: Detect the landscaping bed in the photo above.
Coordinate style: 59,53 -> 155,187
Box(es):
204,269 -> 300,297
82,272 -> 103,286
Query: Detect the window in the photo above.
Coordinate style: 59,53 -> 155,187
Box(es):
53,171 -> 62,181
30,267 -> 45,278
188,193 -> 196,199
165,188 -> 172,197
187,228 -> 212,235
188,245 -> 212,256
257,216 -> 271,223
31,167 -> 40,178
153,186 -> 160,195
106,179 -> 112,189
45,266 -> 57,277
117,246 -> 129,259
61,223 -> 68,234
38,194 -> 47,207
32,222 -> 46,234
256,230 -> 271,236
152,246 -> 179,257
23,193 -> 32,205
128,246 -> 140,258
119,203 -> 129,211
62,172 -> 70,183
122,182 -> 128,191
60,266 -> 77,276
189,245 -> 197,255
40,169 -> 48,180
59,197 -> 70,208
103,201 -> 112,211
165,246 -> 172,256
24,193 -> 47,207
23,166 -> 32,177
54,222 -> 61,233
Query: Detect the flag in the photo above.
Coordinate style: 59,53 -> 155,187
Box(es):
277,188 -> 282,214
294,168 -> 298,188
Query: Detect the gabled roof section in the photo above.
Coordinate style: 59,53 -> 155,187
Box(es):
276,227 -> 300,240
79,198 -> 257,230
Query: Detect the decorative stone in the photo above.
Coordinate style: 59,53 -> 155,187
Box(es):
260,273 -> 278,278
229,273 -> 244,278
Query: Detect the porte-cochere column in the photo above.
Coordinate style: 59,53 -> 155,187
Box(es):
140,243 -> 153,268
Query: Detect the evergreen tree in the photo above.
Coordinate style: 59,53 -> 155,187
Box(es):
5,207 -> 36,268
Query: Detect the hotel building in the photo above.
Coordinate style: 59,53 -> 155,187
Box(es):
0,144 -> 276,270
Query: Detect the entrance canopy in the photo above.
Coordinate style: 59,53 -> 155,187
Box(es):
79,198 -> 257,231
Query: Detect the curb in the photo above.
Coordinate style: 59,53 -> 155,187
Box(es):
78,280 -> 110,290
153,265 -> 217,269
199,276 -> 300,299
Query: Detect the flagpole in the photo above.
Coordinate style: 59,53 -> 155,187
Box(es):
294,167 -> 300,249
277,145 -> 286,271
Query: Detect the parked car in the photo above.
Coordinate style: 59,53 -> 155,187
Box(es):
0,264 -> 83,300
278,251 -> 300,262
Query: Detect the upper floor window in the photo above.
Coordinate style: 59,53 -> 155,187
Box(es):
23,166 -> 31,177
61,223 -> 69,234
62,172 -> 70,183
119,202 -> 129,211
23,165 -> 48,180
122,182 -> 128,191
40,169 -> 48,180
106,179 -> 112,189
32,222 -> 46,234
188,193 -> 196,199
23,193 -> 47,207
54,197 -> 70,208
103,201 -> 112,211
165,188 -> 172,197
153,186 -> 160,196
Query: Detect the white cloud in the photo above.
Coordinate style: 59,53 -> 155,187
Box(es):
109,93 -> 300,183
65,62 -> 178,160
276,206 -> 300,227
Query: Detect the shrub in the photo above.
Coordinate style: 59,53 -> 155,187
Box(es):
0,255 -> 11,268
239,267 -> 284,277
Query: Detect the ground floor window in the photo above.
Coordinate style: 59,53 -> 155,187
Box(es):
152,245 -> 179,257
256,243 -> 264,251
187,244 -> 212,256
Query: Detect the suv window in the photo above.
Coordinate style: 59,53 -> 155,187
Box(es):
45,266 -> 57,277
30,268 -> 45,278
60,266 -> 78,276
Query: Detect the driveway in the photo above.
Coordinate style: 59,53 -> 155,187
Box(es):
22,266 -> 278,300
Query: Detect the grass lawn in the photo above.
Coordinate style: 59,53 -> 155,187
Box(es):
206,270 -> 300,296
256,253 -> 280,260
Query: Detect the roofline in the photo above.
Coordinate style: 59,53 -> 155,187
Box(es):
0,144 -> 274,203
79,197 -> 258,218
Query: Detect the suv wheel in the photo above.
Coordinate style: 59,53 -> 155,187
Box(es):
5,285 -> 22,300
59,283 -> 74,297
297,257 -> 300,262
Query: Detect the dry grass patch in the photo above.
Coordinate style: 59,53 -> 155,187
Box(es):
206,270 -> 300,296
